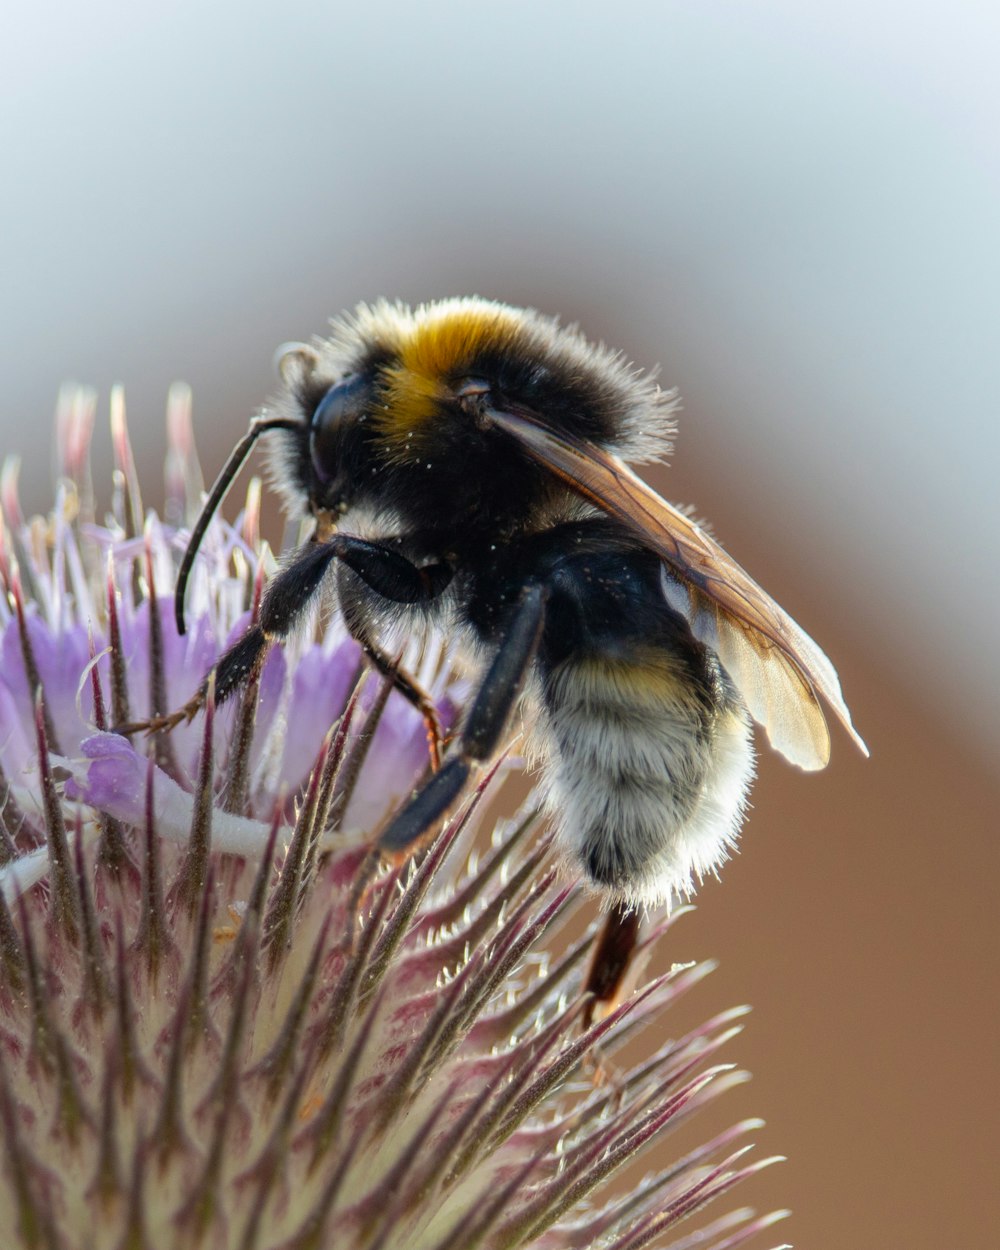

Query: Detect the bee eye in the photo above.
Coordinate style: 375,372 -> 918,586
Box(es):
309,373 -> 370,484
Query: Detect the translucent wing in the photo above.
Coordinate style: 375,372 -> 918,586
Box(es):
486,407 -> 868,770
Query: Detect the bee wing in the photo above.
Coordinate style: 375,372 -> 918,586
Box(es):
486,407 -> 868,770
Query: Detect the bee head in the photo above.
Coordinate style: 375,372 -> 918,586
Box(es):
273,342 -> 384,521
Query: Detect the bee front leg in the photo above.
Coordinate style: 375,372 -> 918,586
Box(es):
119,536 -> 453,734
376,582 -> 548,859
119,540 -> 346,734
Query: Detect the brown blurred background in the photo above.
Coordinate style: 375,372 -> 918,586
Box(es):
3,4 -> 997,1246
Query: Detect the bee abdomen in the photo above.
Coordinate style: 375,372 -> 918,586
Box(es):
540,648 -> 754,907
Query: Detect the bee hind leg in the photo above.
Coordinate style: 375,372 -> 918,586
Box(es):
582,902 -> 642,1028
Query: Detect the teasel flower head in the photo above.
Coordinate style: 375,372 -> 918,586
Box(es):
0,385 -> 790,1250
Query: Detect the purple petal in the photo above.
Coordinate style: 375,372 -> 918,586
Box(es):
343,691 -> 441,831
245,644 -> 287,775
64,732 -> 279,856
277,638 -> 360,791
0,681 -> 34,776
0,613 -> 96,751
117,600 -> 227,776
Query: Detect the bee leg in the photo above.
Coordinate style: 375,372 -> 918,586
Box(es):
352,630 -> 445,770
582,902 -> 642,1028
303,535 -> 453,767
119,536 -> 453,733
581,904 -> 643,1090
377,583 -> 548,859
246,534 -> 453,715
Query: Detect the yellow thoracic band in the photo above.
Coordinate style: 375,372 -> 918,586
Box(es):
375,304 -> 525,450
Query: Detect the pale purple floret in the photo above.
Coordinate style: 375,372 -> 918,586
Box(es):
0,515 -> 459,847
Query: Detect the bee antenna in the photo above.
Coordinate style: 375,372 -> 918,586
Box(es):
174,415 -> 300,635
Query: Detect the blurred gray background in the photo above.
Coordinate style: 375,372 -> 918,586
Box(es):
2,3 -> 997,1247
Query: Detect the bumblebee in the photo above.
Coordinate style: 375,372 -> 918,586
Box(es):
166,297 -> 866,932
